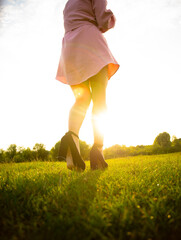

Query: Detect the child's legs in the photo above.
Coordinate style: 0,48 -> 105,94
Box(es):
90,66 -> 108,148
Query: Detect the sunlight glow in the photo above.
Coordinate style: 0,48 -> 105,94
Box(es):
72,87 -> 85,99
0,0 -> 181,150
92,111 -> 108,137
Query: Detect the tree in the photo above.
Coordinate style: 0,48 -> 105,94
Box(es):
0,149 -> 5,163
79,140 -> 91,160
14,147 -> 34,163
154,132 -> 171,148
6,144 -> 17,162
104,144 -> 122,159
50,141 -> 61,161
172,136 -> 181,152
23,147 -> 34,162
33,143 -> 49,161
172,135 -> 177,142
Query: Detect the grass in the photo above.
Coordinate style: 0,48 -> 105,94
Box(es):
0,152 -> 181,240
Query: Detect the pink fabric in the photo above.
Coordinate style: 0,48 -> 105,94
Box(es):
56,0 -> 119,85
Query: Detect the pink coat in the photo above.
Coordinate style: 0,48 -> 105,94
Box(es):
56,0 -> 119,85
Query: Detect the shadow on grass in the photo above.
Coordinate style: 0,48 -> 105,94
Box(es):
46,169 -> 104,240
0,168 -> 104,240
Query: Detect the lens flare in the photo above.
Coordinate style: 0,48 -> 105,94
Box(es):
93,111 -> 107,136
73,87 -> 84,99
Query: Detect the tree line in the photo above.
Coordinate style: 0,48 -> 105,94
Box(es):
0,141 -> 90,163
104,132 -> 181,159
0,132 -> 180,163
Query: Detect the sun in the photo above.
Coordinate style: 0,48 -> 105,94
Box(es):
79,104 -> 119,148
92,111 -> 107,137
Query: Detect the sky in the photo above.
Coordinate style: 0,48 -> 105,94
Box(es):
0,0 -> 181,150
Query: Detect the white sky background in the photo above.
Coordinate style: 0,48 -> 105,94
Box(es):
0,0 -> 181,150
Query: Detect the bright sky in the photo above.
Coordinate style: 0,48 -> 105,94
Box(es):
0,0 -> 181,150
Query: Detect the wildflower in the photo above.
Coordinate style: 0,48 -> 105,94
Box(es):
168,215 -> 171,219
150,216 -> 154,220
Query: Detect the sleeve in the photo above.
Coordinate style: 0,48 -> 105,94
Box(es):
92,0 -> 116,33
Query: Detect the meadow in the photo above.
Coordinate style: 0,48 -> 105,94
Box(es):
0,153 -> 181,240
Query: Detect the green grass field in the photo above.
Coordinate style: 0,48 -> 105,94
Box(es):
0,153 -> 181,240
